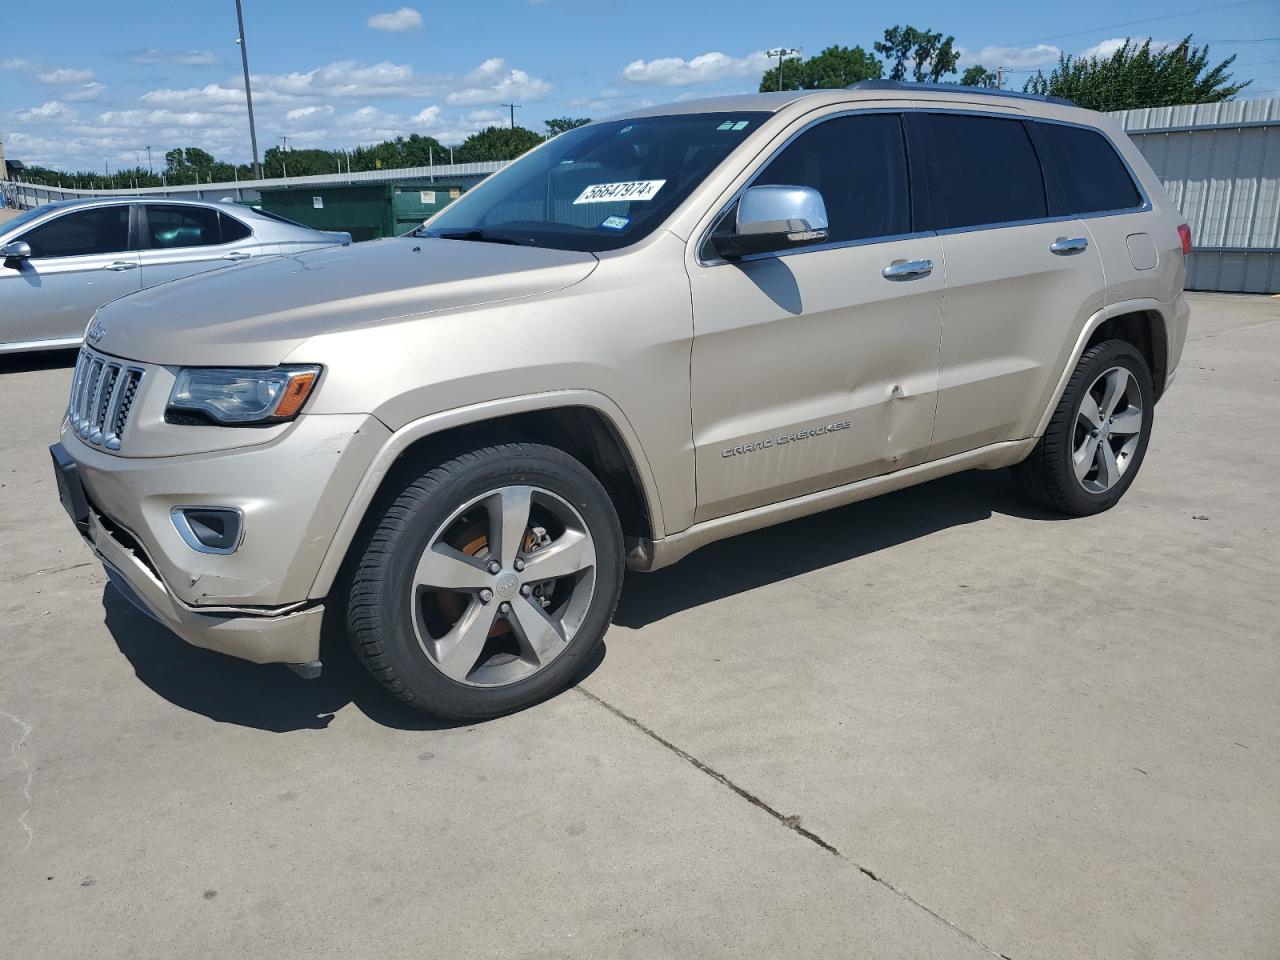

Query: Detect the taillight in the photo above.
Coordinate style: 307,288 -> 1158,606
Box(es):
1177,223 -> 1192,255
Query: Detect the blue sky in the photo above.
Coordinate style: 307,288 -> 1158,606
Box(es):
2,0 -> 1277,171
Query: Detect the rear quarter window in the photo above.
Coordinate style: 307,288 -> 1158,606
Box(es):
1035,122 -> 1144,216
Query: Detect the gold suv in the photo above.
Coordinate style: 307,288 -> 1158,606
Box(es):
51,82 -> 1191,719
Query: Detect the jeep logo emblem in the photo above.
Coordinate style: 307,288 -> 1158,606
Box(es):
494,571 -> 520,599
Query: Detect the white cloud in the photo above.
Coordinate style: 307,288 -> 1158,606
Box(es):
1,58 -> 33,71
960,44 -> 1062,69
35,67 -> 95,85
139,59 -> 551,110
368,7 -> 422,31
621,50 -> 772,86
126,49 -> 219,66
286,104 -> 335,121
63,82 -> 107,102
99,108 -> 227,128
1079,37 -> 1174,61
446,59 -> 551,105
12,100 -> 79,122
410,105 -> 442,125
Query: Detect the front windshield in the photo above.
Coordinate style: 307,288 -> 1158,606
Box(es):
420,112 -> 768,253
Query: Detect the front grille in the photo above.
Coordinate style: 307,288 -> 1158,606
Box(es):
68,348 -> 144,451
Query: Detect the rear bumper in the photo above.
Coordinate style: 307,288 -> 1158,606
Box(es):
85,507 -> 324,666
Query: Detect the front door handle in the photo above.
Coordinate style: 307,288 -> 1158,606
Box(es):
1050,237 -> 1089,255
222,251 -> 252,261
104,261 -> 137,271
882,258 -> 933,281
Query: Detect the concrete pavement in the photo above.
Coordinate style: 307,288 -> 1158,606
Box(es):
1,293 -> 1277,958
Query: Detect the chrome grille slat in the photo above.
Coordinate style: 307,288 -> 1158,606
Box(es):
67,347 -> 144,452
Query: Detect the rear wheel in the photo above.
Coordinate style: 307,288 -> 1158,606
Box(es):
347,442 -> 623,720
1013,339 -> 1155,516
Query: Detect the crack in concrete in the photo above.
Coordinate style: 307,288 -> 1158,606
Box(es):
0,708 -> 34,851
576,684 -> 1007,959
0,561 -> 95,584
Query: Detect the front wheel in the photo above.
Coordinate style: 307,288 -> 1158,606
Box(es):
347,442 -> 624,720
1012,339 -> 1155,516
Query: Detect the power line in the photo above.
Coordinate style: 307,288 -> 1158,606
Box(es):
1003,0 -> 1266,47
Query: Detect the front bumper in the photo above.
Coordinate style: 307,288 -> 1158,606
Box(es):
86,506 -> 325,667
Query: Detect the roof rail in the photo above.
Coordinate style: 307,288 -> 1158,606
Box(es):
847,79 -> 1076,108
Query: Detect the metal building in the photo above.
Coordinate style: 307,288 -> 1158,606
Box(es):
1113,98 -> 1280,293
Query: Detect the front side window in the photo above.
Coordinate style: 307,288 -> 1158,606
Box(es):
926,114 -> 1047,229
750,113 -> 911,245
145,204 -> 222,249
1036,122 -> 1143,216
420,113 -> 768,253
18,206 -> 130,258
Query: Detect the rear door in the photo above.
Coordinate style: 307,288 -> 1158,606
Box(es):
0,204 -> 139,348
137,203 -> 261,288
914,111 -> 1106,460
1031,119 -> 1182,309
689,110 -> 944,522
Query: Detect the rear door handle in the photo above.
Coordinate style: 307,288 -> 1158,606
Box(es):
882,258 -> 933,281
104,261 -> 137,271
222,251 -> 252,261
1050,237 -> 1089,255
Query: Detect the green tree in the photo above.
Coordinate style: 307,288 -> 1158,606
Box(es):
1024,36 -> 1249,110
455,126 -> 544,162
961,65 -> 1000,88
758,45 -> 882,92
164,148 -> 186,173
874,25 -> 960,83
545,116 -> 592,136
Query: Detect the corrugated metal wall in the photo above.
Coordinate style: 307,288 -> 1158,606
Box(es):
1114,98 -> 1280,293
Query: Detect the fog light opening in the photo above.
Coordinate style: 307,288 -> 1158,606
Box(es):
172,507 -> 244,555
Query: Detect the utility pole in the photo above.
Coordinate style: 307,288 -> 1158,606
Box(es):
235,0 -> 262,179
500,102 -> 521,129
145,145 -> 153,174
996,66 -> 1007,89
765,48 -> 802,91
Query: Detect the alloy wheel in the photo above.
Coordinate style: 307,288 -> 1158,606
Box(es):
409,486 -> 597,687
1073,365 -> 1144,494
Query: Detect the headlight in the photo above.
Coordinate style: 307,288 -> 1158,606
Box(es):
166,366 -> 321,425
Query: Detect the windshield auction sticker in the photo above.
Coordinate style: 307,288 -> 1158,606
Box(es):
573,180 -> 666,204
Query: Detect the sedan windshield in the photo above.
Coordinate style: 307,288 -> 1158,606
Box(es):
420,113 -> 768,253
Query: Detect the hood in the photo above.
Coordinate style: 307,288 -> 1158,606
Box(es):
91,237 -> 598,366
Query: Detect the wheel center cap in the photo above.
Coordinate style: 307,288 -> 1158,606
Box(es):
494,571 -> 520,599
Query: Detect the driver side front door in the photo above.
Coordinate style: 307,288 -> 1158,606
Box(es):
687,111 -> 943,522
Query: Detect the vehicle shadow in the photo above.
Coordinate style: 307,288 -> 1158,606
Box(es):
103,586 -> 607,733
614,467 -> 1068,628
0,347 -> 79,374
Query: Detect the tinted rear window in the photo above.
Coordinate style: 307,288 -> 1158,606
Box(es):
1036,122 -> 1143,215
751,113 -> 911,244
219,211 -> 252,242
926,114 -> 1047,229
145,204 -> 222,249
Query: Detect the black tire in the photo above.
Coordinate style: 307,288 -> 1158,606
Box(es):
347,442 -> 624,720
1012,339 -> 1155,516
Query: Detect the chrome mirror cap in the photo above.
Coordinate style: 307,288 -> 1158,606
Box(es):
1,241 -> 32,259
736,184 -> 829,235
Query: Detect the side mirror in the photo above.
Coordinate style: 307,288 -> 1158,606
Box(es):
712,185 -> 829,260
1,240 -> 32,260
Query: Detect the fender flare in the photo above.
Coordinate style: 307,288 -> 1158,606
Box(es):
1031,297 -> 1171,439
307,389 -> 666,599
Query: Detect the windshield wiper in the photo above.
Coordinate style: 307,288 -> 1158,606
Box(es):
434,229 -> 528,246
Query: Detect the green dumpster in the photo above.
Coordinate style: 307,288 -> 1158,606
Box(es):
256,180 -> 472,242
